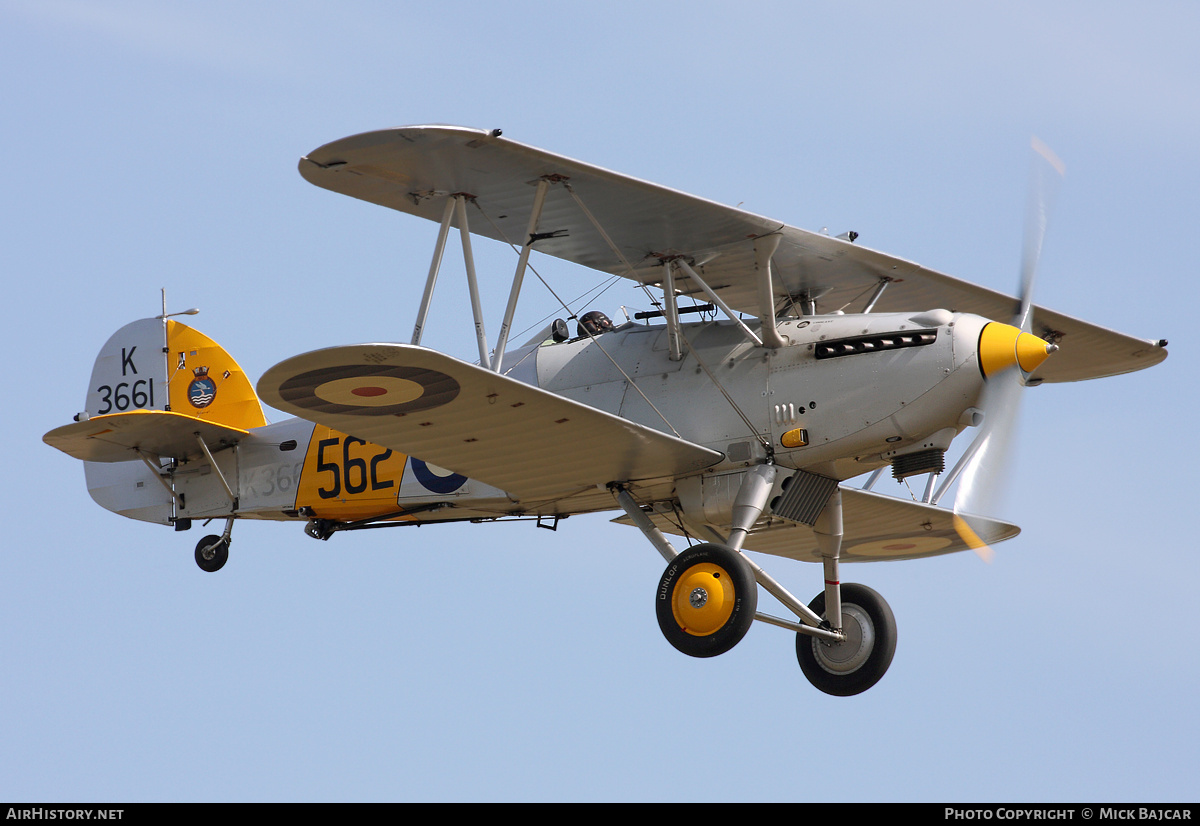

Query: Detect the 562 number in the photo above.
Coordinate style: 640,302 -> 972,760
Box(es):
316,437 -> 395,499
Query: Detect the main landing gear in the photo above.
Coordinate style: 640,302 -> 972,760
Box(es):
194,517 -> 234,573
656,543 -> 757,658
794,583 -> 896,697
614,468 -> 898,697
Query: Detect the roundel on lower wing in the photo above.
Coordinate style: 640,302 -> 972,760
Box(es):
411,458 -> 468,494
275,364 -> 461,416
845,536 -> 953,559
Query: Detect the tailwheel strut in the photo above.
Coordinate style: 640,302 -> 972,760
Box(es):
194,516 -> 234,573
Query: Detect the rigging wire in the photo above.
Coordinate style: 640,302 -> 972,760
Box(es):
471,184 -> 789,451
470,197 -> 682,438
674,323 -> 772,454
537,183 -> 770,451
510,274 -> 622,342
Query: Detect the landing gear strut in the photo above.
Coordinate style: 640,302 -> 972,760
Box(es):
614,469 -> 900,695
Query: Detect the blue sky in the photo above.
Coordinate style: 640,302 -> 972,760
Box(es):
2,0 -> 1195,802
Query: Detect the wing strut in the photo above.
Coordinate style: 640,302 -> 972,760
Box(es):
454,196 -> 492,369
662,260 -> 684,361
492,178 -> 551,372
408,193 -> 494,368
754,234 -> 786,348
862,277 -> 891,313
411,197 -> 456,346
675,259 -> 763,347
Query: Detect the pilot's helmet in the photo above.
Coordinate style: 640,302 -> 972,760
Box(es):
577,310 -> 615,337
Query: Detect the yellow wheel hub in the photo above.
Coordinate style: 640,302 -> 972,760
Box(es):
672,563 -> 738,637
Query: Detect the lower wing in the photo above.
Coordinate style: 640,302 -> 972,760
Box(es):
614,485 -> 1020,562
257,343 -> 723,505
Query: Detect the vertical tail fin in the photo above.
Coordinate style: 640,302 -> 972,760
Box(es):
85,317 -> 266,429
69,317 -> 267,526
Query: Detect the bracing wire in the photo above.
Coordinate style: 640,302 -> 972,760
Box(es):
470,197 -> 682,438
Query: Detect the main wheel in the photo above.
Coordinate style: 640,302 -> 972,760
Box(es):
656,543 -> 758,658
194,535 -> 229,573
796,583 -> 896,696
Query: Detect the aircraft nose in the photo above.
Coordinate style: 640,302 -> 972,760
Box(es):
977,322 -> 1057,378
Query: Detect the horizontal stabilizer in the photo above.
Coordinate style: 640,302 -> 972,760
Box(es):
614,485 -> 1020,563
257,343 -> 723,503
44,410 -> 249,463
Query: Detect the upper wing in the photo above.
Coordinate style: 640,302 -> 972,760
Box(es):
614,485 -> 1020,563
299,125 -> 1167,383
44,410 -> 248,463
257,343 -> 723,504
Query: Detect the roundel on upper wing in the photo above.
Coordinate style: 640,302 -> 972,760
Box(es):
410,458 -> 468,494
276,364 -> 460,416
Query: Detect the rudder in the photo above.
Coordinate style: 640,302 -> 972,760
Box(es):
85,317 -> 266,430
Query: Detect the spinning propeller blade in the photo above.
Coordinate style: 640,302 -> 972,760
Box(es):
1016,137 -> 1066,333
953,138 -> 1065,561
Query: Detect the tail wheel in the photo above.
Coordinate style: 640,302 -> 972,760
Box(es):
656,543 -> 757,658
796,583 -> 896,696
194,535 -> 229,573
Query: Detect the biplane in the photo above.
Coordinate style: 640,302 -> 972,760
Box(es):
44,126 -> 1168,695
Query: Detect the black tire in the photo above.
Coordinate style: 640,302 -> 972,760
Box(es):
656,543 -> 758,658
796,583 -> 896,696
194,535 -> 229,573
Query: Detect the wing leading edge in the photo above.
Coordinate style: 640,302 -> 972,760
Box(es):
299,125 -> 1166,383
257,343 -> 723,505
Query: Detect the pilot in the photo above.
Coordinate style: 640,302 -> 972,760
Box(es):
576,310 -> 615,337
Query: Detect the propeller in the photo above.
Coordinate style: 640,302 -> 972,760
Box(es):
952,138 -> 1065,561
